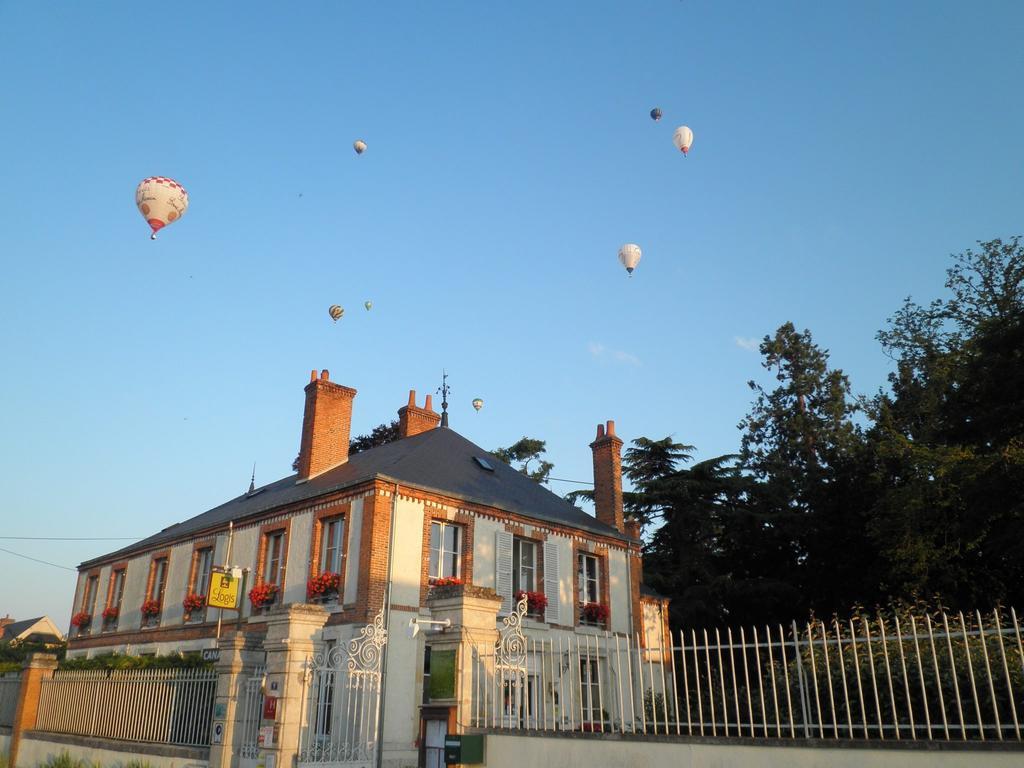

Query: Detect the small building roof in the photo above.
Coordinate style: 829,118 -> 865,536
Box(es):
1,616 -> 64,643
83,426 -> 631,568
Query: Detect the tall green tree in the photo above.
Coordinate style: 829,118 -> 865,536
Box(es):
868,237 -> 1024,607
737,322 -> 876,615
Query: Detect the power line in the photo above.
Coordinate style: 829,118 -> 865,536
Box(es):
546,477 -> 594,485
0,536 -> 141,541
0,546 -> 76,572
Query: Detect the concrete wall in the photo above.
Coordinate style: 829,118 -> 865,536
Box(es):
16,732 -> 208,768
481,733 -> 1024,768
0,726 -> 11,758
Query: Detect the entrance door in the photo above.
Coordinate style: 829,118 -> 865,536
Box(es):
422,719 -> 446,768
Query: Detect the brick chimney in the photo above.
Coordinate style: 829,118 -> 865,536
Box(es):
398,390 -> 441,438
297,369 -> 357,480
591,420 -> 625,533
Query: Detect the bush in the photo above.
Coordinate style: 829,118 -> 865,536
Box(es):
59,651 -> 212,671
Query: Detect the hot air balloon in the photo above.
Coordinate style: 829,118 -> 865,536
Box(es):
135,177 -> 189,240
472,398 -> 484,412
353,140 -> 367,155
650,107 -> 662,121
618,244 -> 642,276
673,126 -> 694,155
329,305 -> 344,322
364,301 -> 373,311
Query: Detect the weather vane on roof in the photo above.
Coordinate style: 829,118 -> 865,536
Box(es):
248,463 -> 256,494
437,370 -> 450,428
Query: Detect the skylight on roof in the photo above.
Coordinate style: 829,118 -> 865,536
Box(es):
474,456 -> 494,472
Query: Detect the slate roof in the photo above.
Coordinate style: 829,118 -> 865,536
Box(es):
82,427 -> 631,568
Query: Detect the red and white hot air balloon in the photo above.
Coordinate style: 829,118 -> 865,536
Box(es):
135,176 -> 189,240
672,126 -> 694,156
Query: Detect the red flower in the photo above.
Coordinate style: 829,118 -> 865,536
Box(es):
71,611 -> 92,629
306,571 -> 341,600
248,582 -> 280,609
101,606 -> 119,621
514,590 -> 548,615
581,602 -> 609,624
182,593 -> 206,613
430,577 -> 463,587
140,599 -> 162,618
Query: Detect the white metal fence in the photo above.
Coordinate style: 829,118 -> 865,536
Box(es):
470,606 -> 1024,743
36,668 -> 216,747
0,671 -> 21,727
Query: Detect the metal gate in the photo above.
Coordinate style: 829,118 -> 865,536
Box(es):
297,610 -> 388,768
239,665 -> 266,768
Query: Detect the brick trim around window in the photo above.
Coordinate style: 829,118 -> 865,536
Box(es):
573,545 -> 610,629
308,503 -> 351,580
419,512 -> 474,604
104,561 -> 129,611
255,519 -> 292,593
187,539 -> 216,594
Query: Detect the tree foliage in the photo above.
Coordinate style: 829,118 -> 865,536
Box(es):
491,437 -> 554,483
350,419 -> 400,454
632,237 -> 1024,630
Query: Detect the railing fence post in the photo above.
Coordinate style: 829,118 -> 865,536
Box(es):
791,620 -> 811,738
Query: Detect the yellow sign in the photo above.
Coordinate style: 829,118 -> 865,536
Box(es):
208,570 -> 240,610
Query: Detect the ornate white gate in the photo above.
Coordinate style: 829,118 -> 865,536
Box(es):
239,665 -> 266,768
298,611 -> 387,768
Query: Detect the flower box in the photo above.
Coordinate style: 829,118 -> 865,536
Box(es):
101,606 -> 119,631
581,602 -> 609,625
306,571 -> 341,602
183,593 -> 206,621
71,612 -> 92,634
249,582 -> 280,611
140,599 -> 162,628
514,590 -> 548,617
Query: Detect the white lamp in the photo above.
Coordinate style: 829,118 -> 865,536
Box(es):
407,617 -> 451,639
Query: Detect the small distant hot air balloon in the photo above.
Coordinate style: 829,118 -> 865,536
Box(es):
135,176 -> 189,240
353,140 -> 367,155
618,244 -> 642,276
364,301 -> 373,311
673,125 -> 694,155
329,305 -> 344,322
472,398 -> 484,412
650,107 -> 662,122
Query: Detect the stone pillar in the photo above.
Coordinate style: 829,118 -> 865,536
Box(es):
425,586 -> 502,734
10,653 -> 58,768
208,632 -> 266,768
260,604 -> 329,768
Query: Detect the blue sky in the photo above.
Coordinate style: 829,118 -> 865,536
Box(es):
1,1 -> 1022,627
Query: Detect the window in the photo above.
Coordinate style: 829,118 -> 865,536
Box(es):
319,516 -> 345,574
83,575 -> 99,615
512,538 -> 536,594
263,530 -> 287,587
144,557 -> 168,628
105,568 -> 125,631
193,548 -> 214,596
428,521 -> 461,580
580,659 -> 601,724
577,553 -> 600,605
149,558 -> 168,602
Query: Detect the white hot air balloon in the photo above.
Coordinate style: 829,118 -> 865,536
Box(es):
353,140 -> 367,155
135,177 -> 189,240
673,125 -> 694,155
618,244 -> 642,276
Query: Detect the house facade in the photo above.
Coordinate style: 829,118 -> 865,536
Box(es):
66,369 -> 669,765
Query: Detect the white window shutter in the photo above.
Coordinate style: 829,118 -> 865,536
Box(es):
543,541 -> 560,625
495,531 -> 513,614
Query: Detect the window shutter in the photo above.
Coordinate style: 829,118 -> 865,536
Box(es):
543,541 -> 560,625
495,531 -> 513,614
